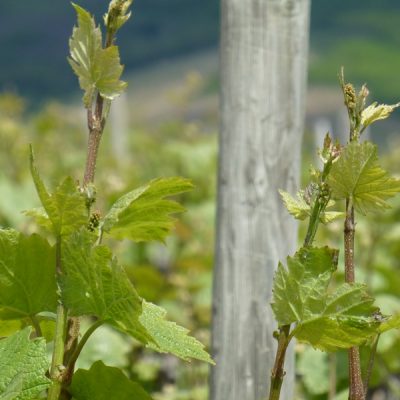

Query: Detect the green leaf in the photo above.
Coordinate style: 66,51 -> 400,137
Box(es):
68,3 -> 126,107
0,318 -> 55,342
0,328 -> 50,400
379,314 -> 400,333
328,141 -> 400,214
361,102 -> 400,129
272,247 -> 380,351
70,361 -> 152,400
102,177 -> 194,243
297,347 -> 329,395
279,190 -> 344,223
139,301 -> 214,364
61,230 -> 151,345
0,229 -> 57,320
279,189 -> 309,220
29,148 -> 87,236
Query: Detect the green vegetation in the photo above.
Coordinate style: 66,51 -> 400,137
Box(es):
0,3 -> 213,399
269,74 -> 400,400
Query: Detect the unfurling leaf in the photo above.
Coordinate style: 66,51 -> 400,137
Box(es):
279,190 -> 344,223
0,229 -> 57,320
279,189 -> 309,221
0,328 -> 51,400
328,141 -> 400,214
29,147 -> 87,236
104,0 -> 133,33
139,301 -> 214,364
102,177 -> 194,243
61,230 -> 151,345
361,102 -> 400,129
68,3 -> 126,107
70,361 -> 152,400
272,247 -> 380,351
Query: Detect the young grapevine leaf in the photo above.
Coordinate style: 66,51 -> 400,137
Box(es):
70,361 -> 152,400
61,230 -> 152,345
0,229 -> 57,320
104,0 -> 133,33
68,3 -> 127,107
0,328 -> 50,400
279,190 -> 309,220
102,177 -> 194,243
279,190 -> 344,223
272,246 -> 338,325
29,148 -> 87,236
272,247 -> 380,351
139,301 -> 214,364
328,141 -> 400,214
361,102 -> 400,129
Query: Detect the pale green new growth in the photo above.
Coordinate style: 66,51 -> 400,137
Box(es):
139,301 -> 215,364
279,190 -> 309,220
104,0 -> 133,32
102,177 -> 194,243
29,147 -> 87,236
279,190 -> 344,223
0,328 -> 50,400
272,247 -> 379,351
328,141 -> 400,214
378,314 -> 400,333
70,361 -> 152,400
361,102 -> 400,129
61,230 -> 152,345
0,229 -> 57,320
68,4 -> 127,107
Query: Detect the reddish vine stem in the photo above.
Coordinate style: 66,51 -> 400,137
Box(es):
63,29 -> 114,397
268,325 -> 291,400
345,199 -> 364,400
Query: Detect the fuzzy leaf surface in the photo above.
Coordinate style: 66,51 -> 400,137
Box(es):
272,247 -> 380,351
328,141 -> 400,214
0,229 -> 57,320
30,149 -> 87,236
0,328 -> 50,400
102,177 -> 194,243
70,361 -> 152,400
139,301 -> 214,363
68,4 -> 126,107
61,230 -> 151,345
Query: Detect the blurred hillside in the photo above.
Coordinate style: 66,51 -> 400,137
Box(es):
1,0 -> 400,102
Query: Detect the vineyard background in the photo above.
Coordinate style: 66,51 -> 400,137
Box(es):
1,1 -> 400,399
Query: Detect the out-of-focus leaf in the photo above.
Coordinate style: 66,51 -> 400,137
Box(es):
298,347 -> 329,395
70,361 -> 152,400
0,328 -> 50,400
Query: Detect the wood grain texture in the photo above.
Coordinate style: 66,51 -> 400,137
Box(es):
211,1 -> 310,399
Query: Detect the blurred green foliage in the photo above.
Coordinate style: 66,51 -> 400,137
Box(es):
0,72 -> 400,397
